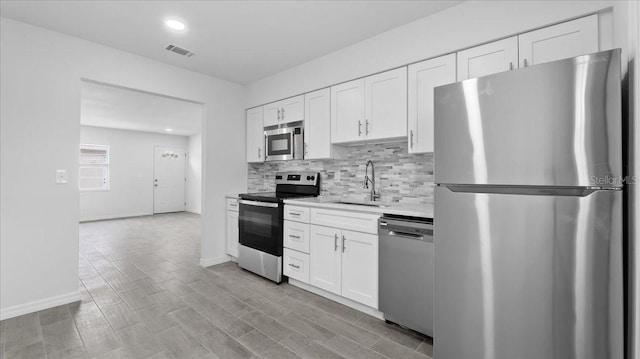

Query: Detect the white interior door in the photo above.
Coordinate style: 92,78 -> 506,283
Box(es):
154,146 -> 186,214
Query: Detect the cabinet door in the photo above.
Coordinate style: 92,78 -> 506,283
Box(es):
304,88 -> 331,159
226,210 -> 239,258
364,67 -> 407,141
341,230 -> 378,308
309,225 -> 342,295
519,15 -> 598,67
280,95 -> 304,124
331,79 -> 365,143
457,37 -> 518,81
246,107 -> 264,163
263,101 -> 281,127
408,54 -> 456,153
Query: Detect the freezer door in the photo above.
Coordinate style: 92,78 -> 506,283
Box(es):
434,186 -> 623,359
434,49 -> 622,187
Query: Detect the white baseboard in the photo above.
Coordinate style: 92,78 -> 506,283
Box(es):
186,208 -> 201,215
1,291 -> 81,320
199,255 -> 230,268
289,279 -> 384,320
80,212 -> 151,222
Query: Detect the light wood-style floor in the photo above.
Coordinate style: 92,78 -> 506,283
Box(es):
0,212 -> 433,358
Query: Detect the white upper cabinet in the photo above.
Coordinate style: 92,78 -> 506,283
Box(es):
246,106 -> 264,163
304,88 -> 331,159
457,37 -> 518,81
262,102 -> 280,127
364,67 -> 408,141
263,95 -> 305,127
331,68 -> 407,144
331,78 -> 365,143
519,15 -> 598,67
280,95 -> 305,123
408,53 -> 456,153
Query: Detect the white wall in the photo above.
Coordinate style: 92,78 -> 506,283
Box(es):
187,133 -> 202,214
247,0 -> 624,107
79,126 -> 189,221
0,17 -> 246,319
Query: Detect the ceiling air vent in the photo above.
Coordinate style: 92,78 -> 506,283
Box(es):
165,44 -> 195,57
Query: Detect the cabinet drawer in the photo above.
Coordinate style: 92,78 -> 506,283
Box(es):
310,208 -> 380,234
284,205 -> 310,223
284,248 -> 310,284
226,198 -> 239,211
284,220 -> 310,253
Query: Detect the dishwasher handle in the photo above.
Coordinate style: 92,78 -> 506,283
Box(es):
385,230 -> 433,242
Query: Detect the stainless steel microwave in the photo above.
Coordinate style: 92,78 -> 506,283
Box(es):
264,121 -> 303,161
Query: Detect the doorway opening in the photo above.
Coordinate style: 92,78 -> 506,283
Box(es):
79,79 -> 204,221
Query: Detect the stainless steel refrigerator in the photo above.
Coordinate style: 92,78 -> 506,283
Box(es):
433,49 -> 624,359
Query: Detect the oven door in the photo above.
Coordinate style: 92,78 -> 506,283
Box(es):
265,128 -> 293,161
239,200 -> 283,256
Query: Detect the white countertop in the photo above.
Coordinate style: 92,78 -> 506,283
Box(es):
284,196 -> 433,219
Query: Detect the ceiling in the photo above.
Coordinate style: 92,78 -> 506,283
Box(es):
0,1 -> 463,84
81,80 -> 203,136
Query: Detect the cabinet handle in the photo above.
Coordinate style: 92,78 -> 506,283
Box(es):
509,62 -> 514,70
258,147 -> 261,159
365,119 -> 370,135
334,234 -> 339,251
289,234 -> 301,239
288,263 -> 300,269
281,107 -> 285,120
304,143 -> 308,156
289,212 -> 301,216
523,59 -> 529,67
410,130 -> 414,148
342,235 -> 346,252
358,121 -> 362,136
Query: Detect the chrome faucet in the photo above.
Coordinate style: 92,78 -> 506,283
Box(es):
364,160 -> 380,202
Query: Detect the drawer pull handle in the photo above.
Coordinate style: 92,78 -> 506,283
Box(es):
289,263 -> 300,269
289,212 -> 301,216
289,235 -> 301,239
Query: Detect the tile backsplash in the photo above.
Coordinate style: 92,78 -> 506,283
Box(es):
248,142 -> 434,204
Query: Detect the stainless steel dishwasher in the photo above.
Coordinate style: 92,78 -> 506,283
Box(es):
379,214 -> 433,337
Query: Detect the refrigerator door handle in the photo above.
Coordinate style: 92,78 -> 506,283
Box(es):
440,184 -> 618,197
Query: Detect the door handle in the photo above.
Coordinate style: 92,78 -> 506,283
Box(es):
334,234 -> 338,251
342,235 -> 346,252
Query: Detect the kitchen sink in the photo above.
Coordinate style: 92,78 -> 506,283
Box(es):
332,200 -> 388,208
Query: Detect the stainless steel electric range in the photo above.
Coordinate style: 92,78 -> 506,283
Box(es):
238,172 -> 320,283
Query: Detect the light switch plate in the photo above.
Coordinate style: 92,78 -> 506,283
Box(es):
56,169 -> 67,184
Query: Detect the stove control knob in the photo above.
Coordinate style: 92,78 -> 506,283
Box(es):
306,176 -> 311,180
311,176 -> 315,181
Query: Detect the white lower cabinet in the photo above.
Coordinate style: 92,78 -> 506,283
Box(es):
283,248 -> 310,283
226,199 -> 239,258
309,224 -> 378,308
309,224 -> 343,295
340,229 -> 378,307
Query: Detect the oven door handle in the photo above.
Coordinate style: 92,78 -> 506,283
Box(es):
239,200 -> 279,208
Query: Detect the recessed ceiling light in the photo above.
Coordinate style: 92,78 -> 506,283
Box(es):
165,19 -> 186,31
165,128 -> 174,132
